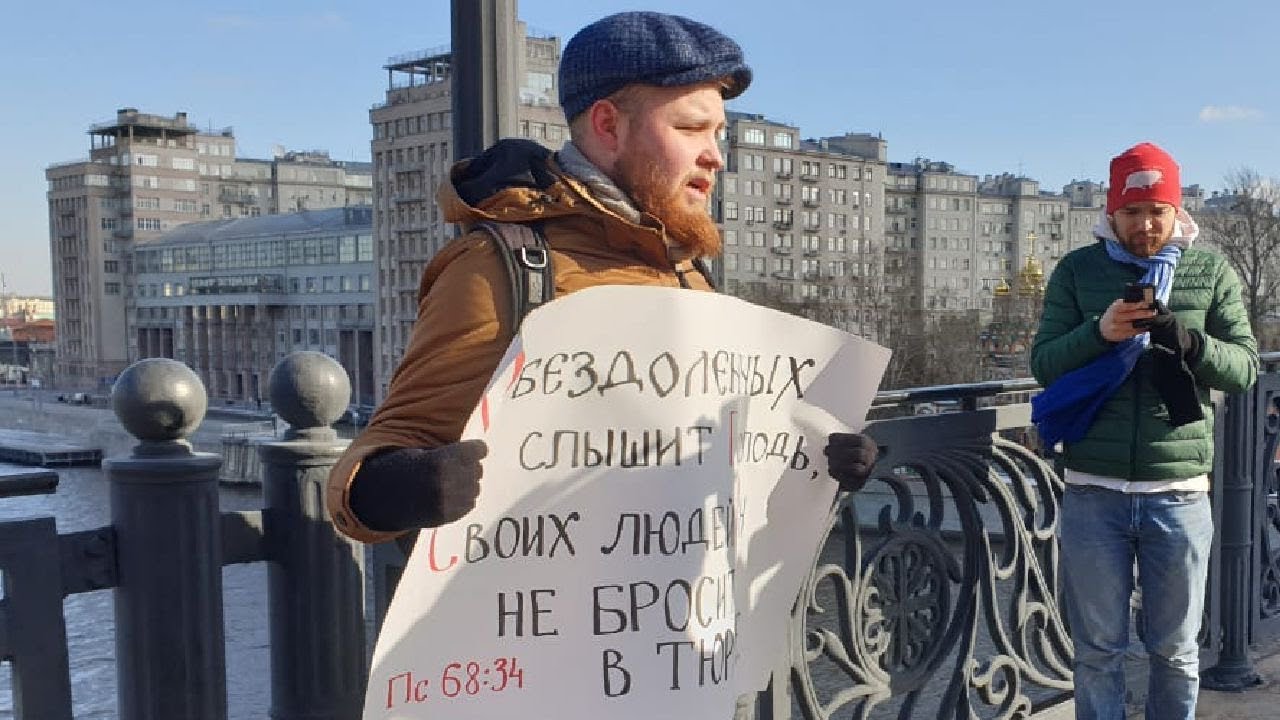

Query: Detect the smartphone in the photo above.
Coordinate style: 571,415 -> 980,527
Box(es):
1125,282 -> 1156,328
1124,282 -> 1155,306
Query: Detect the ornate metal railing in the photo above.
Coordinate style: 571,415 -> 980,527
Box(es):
760,387 -> 1071,719
757,354 -> 1280,719
3,354 -> 1279,719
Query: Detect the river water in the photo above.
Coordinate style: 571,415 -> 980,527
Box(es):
0,388 -> 281,720
0,466 -> 271,719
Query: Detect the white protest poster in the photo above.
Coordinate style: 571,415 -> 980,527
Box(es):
364,285 -> 889,720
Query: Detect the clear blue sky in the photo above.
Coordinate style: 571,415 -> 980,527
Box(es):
3,0 -> 1276,295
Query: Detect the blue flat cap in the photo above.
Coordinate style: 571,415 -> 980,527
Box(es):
558,11 -> 752,122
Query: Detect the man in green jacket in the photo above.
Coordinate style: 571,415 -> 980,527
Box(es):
1030,142 -> 1257,720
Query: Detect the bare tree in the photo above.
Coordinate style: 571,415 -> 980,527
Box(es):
733,282 -> 849,329
733,273 -> 985,391
1196,168 -> 1280,332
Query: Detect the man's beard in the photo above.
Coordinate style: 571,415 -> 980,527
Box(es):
615,153 -> 722,258
1115,225 -> 1174,258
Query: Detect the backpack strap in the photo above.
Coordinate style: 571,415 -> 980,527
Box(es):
692,257 -> 718,291
675,257 -> 719,291
473,221 -> 555,331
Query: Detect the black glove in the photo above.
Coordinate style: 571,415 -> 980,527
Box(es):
348,439 -> 488,532
1143,301 -> 1205,427
824,433 -> 880,493
1149,344 -> 1205,427
1145,300 -> 1202,364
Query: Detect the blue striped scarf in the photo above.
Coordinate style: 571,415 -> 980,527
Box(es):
1030,240 -> 1182,448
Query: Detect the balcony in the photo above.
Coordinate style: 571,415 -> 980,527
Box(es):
770,246 -> 792,256
394,160 -> 428,174
803,199 -> 820,208
394,185 -> 430,203
775,169 -> 793,179
799,173 -> 820,183
772,220 -> 793,230
219,189 -> 258,204
775,197 -> 793,205
771,270 -> 796,280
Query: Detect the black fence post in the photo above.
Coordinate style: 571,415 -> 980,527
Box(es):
107,358 -> 226,719
261,351 -> 366,719
1202,388 -> 1263,690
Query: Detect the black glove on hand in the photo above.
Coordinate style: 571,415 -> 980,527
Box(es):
1146,300 -> 1202,364
1150,344 -> 1205,427
824,432 -> 880,493
348,439 -> 488,532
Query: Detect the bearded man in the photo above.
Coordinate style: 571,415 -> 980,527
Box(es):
326,11 -> 879,545
1030,142 -> 1257,719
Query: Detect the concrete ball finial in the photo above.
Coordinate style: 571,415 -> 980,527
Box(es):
111,358 -> 208,442
268,351 -> 351,430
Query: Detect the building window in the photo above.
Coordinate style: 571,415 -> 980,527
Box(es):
742,128 -> 765,144
772,132 -> 793,149
105,282 -> 121,295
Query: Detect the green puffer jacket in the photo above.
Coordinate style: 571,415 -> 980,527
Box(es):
1030,240 -> 1258,480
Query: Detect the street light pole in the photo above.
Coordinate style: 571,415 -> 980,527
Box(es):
450,0 -> 520,161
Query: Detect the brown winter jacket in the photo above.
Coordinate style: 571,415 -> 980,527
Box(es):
326,139 -> 715,543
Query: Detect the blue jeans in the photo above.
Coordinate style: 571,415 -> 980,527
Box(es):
1060,484 -> 1213,720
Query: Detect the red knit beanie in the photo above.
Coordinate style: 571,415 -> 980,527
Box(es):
1107,142 -> 1181,213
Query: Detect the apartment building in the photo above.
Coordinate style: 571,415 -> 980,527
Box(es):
369,26 -> 564,401
716,113 -> 888,338
46,108 -> 372,388
217,150 -> 372,218
132,206 -> 375,408
881,160 -> 1212,328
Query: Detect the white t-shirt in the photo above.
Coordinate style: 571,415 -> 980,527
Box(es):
1064,468 -> 1209,493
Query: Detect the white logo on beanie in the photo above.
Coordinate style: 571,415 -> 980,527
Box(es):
1123,169 -> 1163,193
